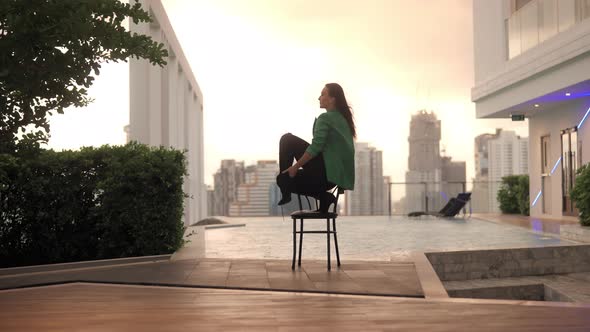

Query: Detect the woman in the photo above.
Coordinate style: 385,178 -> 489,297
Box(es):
276,83 -> 356,213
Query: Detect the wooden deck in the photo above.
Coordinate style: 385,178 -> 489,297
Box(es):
0,259 -> 424,298
1,282 -> 590,331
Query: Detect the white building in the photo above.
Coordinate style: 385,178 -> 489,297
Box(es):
346,142 -> 387,215
229,161 -> 277,217
487,130 -> 529,212
129,0 -> 205,225
472,0 -> 590,218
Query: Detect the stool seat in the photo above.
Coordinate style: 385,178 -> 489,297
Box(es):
290,210 -> 338,219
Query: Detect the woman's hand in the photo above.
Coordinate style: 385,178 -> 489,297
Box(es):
282,165 -> 298,178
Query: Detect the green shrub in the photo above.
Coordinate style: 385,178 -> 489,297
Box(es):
0,142 -> 187,268
497,175 -> 529,215
517,175 -> 530,216
571,164 -> 590,226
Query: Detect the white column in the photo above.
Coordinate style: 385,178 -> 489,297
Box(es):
148,27 -> 162,146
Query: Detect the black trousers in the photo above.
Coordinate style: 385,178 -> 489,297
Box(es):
278,133 -> 336,198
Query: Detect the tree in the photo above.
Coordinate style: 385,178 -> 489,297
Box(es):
0,0 -> 168,153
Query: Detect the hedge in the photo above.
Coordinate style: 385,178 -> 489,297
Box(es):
0,142 -> 187,268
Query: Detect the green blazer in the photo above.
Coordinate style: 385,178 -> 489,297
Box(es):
305,110 -> 355,190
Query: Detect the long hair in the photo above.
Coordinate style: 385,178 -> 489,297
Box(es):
325,83 -> 356,139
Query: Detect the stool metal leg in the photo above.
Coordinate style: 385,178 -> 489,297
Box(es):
332,218 -> 340,267
326,218 -> 331,271
292,218 -> 296,270
298,219 -> 304,266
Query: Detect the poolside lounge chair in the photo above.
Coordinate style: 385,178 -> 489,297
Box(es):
408,192 -> 471,218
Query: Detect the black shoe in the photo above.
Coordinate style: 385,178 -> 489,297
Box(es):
276,173 -> 292,206
317,191 -> 336,213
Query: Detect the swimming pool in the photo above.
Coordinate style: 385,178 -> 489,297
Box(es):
206,216 -> 575,261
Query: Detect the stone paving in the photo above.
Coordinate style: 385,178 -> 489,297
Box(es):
206,216 -> 575,260
444,272 -> 590,302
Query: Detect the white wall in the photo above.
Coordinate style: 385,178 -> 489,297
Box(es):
129,0 -> 205,226
529,98 -> 590,218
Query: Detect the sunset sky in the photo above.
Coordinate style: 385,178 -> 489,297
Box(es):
47,0 -> 528,185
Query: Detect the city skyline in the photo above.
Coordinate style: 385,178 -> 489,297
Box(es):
45,0 -> 528,186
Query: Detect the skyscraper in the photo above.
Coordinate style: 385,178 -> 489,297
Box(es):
401,110 -> 466,214
229,160 -> 278,216
471,130 -> 500,213
213,160 -> 245,216
346,142 -> 387,215
405,110 -> 442,213
487,130 -> 529,212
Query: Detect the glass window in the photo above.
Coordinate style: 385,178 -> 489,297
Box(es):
521,0 -> 539,52
508,14 -> 522,58
539,0 -> 558,42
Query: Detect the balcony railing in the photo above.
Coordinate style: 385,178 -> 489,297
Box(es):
507,0 -> 590,59
386,181 -> 504,216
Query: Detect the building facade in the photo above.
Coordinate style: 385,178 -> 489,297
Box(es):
405,111 -> 442,213
488,130 -> 529,212
229,161 -> 278,217
346,142 -> 387,215
129,0 -> 205,225
472,131 -> 500,213
472,0 -> 590,218
213,160 -> 245,216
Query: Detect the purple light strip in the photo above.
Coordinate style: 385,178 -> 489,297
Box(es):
550,157 -> 562,175
531,189 -> 543,207
577,106 -> 590,129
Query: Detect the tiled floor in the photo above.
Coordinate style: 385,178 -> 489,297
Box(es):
0,258 -> 423,297
473,213 -> 579,235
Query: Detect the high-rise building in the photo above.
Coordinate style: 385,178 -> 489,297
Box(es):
405,111 -> 442,213
346,142 -> 386,215
473,0 -> 590,218
213,160 -> 245,216
471,131 -> 501,213
229,161 -> 278,216
487,130 -> 529,212
441,156 -> 467,202
401,110 -> 466,213
129,0 -> 205,226
269,184 -> 302,216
